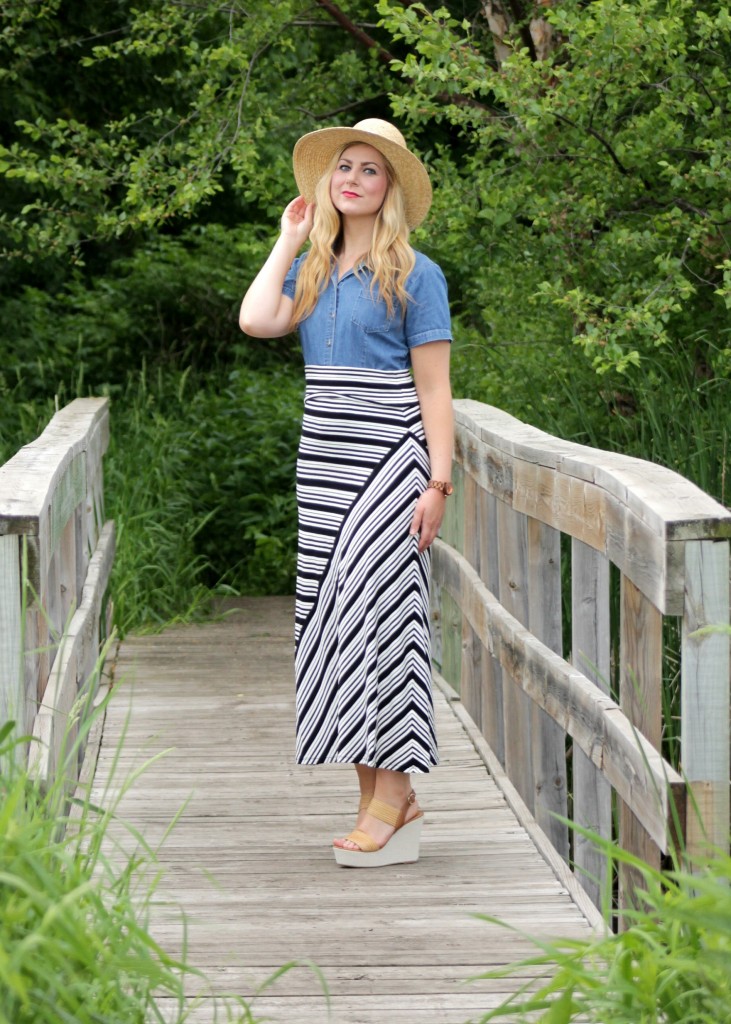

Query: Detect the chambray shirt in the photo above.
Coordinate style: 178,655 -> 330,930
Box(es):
282,250 -> 452,370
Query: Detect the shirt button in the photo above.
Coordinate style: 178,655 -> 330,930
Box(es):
326,339 -> 331,346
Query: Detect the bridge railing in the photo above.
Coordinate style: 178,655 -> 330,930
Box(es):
432,399 -> 730,909
0,398 -> 115,789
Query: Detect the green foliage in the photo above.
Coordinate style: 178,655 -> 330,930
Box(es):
1,223 -> 274,405
474,834 -> 731,1023
0,1 -> 386,261
452,328 -> 730,508
0,718 -> 193,1024
106,360 -> 302,635
179,365 -> 303,596
1,0 -> 729,631
379,0 -> 731,376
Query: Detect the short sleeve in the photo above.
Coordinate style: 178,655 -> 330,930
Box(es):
405,256 -> 453,348
282,253 -> 305,299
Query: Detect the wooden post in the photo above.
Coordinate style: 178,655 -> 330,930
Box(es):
477,488 -> 505,765
619,573 -> 663,907
0,535 -> 23,745
497,501 -> 535,812
461,470 -> 482,726
0,398 -> 112,789
681,540 -> 730,857
527,517 -> 569,859
439,463 -> 464,692
460,619 -> 482,729
429,578 -> 443,674
572,539 -> 612,908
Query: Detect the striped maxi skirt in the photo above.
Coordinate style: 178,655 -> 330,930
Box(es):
294,365 -> 438,774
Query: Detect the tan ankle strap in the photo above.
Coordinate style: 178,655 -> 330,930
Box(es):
367,791 -> 417,829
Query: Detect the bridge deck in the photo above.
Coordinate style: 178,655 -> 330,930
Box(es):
89,597 -> 597,1023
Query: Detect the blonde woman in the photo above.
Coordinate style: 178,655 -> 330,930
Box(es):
240,119 -> 453,867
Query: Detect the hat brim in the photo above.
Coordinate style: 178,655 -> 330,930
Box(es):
292,126 -> 432,230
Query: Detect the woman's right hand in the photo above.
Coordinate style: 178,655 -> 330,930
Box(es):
281,196 -> 315,245
240,197 -> 312,337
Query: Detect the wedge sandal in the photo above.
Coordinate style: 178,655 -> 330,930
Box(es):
333,790 -> 423,868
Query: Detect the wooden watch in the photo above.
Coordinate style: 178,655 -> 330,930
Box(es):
426,479 -> 454,496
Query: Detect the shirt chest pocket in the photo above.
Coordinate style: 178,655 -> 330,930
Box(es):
351,289 -> 396,334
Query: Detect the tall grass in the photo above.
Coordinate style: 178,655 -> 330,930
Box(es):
105,359 -> 302,634
0,710 -> 196,1024
472,829 -> 731,1024
0,695 -> 316,1024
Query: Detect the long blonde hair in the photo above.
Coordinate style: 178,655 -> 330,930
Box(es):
291,147 -> 416,326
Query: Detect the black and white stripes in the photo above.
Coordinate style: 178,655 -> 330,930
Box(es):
294,366 -> 438,774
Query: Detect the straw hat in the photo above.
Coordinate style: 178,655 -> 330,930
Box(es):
292,118 -> 432,229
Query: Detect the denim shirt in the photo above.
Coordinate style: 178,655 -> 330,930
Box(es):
282,250 -> 452,370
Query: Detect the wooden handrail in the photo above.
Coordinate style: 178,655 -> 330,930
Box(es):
432,399 -> 730,909
0,398 -> 115,788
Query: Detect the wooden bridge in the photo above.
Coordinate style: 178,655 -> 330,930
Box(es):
1,397 -> 730,1023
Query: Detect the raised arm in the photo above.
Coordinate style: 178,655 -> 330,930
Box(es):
239,196 -> 315,338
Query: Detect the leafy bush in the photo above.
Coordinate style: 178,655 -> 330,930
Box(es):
381,0 -> 731,376
0,224 -> 275,408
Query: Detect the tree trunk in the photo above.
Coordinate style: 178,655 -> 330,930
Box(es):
482,1 -> 557,65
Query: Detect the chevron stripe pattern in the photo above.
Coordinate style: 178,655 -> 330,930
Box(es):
294,366 -> 438,774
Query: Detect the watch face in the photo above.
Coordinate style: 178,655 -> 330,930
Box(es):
444,482 -> 454,495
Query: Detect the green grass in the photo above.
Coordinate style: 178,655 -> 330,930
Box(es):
104,359 -> 303,634
471,829 -> 731,1024
0,711 -> 195,1024
0,699 -> 324,1024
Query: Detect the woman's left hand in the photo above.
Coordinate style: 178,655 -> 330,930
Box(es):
409,488 -> 447,553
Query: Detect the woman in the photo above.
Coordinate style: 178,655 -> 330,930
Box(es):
240,119 -> 453,868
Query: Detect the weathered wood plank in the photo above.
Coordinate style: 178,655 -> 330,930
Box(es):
432,540 -> 684,851
428,574 -> 444,681
619,574 -> 664,906
84,597 -> 595,1024
571,539 -> 612,909
0,398 -> 108,536
440,459 -> 465,554
0,535 -> 23,743
453,401 -> 731,542
514,459 -> 606,552
439,589 -> 462,692
496,502 -> 535,814
460,469 -> 482,726
28,520 -> 115,787
527,517 -> 568,860
452,401 -> 731,615
681,540 -> 730,857
476,487 -> 505,764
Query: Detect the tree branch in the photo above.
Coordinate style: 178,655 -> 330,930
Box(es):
553,112 -> 630,177
315,0 -> 496,116
314,0 -> 397,65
